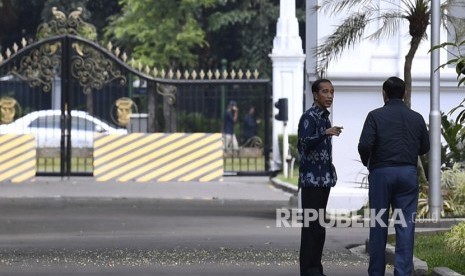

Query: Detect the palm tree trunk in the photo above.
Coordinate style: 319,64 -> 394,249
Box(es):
403,35 -> 422,108
404,34 -> 429,188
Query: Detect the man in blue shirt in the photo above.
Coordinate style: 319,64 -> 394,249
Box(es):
358,76 -> 430,276
298,78 -> 342,276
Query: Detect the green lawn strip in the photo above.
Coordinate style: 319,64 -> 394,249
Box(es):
276,169 -> 299,186
389,231 -> 465,274
414,231 -> 465,274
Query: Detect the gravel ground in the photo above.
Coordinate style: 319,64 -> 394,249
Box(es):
0,247 -> 369,268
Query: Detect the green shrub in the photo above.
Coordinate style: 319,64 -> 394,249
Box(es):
441,163 -> 465,217
278,134 -> 299,164
445,222 -> 465,254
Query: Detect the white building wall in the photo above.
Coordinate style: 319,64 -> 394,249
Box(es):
309,0 -> 465,212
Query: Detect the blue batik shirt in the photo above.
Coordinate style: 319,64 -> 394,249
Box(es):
297,104 -> 337,188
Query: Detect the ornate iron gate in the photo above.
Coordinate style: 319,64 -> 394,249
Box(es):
0,8 -> 271,178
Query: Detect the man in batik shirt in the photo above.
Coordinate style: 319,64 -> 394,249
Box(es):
297,78 -> 342,276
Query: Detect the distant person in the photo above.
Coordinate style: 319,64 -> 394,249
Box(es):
298,78 -> 342,276
242,106 -> 260,144
358,76 -> 430,276
223,100 -> 239,152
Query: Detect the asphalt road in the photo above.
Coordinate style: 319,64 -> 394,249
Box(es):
0,197 -> 370,275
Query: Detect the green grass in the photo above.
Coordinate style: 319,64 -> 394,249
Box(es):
37,156 -> 267,174
414,231 -> 465,274
37,157 -> 93,173
223,156 -> 265,172
276,170 -> 298,186
389,231 -> 465,274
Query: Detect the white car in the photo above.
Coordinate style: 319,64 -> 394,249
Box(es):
0,110 -> 127,148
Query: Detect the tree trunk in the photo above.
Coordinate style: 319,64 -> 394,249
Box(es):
404,33 -> 429,188
403,35 -> 422,108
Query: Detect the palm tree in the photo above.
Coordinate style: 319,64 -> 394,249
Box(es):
315,0 -> 465,215
315,0 -> 465,208
315,0 -> 465,108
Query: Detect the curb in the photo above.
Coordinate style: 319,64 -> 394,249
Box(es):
383,242 -> 463,276
432,268 -> 464,276
385,243 -> 428,276
270,177 -> 298,195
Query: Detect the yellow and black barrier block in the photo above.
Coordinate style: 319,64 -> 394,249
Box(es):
0,134 -> 36,183
94,133 -> 223,182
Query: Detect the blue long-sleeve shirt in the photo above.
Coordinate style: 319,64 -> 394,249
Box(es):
358,99 -> 430,170
297,104 -> 337,188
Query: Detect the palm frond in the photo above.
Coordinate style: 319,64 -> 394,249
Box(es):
446,16 -> 465,40
441,0 -> 465,11
318,0 -> 372,15
440,0 -> 465,38
316,12 -> 370,75
368,11 -> 404,40
402,0 -> 429,14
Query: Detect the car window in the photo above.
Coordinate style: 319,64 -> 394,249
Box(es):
29,115 -> 61,129
28,113 -> 109,132
72,116 -> 98,131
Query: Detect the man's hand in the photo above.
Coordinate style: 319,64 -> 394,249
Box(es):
326,126 -> 343,136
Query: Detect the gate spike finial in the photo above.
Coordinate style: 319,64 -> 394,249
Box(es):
0,54 -> 3,63
207,70 -> 213,79
253,69 -> 259,79
176,70 -> 182,79
184,70 -> 190,79
122,52 -> 127,62
199,70 -> 205,80
6,48 -> 11,58
160,68 -> 166,78
144,65 -> 150,75
21,38 -> 27,48
191,70 -> 198,79
107,41 -> 113,51
238,69 -> 244,79
13,43 -> 19,53
230,69 -> 236,79
222,69 -> 228,79
214,69 -> 220,79
245,69 -> 252,79
114,47 -> 120,57
153,67 -> 158,77
168,69 -> 174,79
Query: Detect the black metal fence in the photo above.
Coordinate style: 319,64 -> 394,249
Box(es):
0,68 -> 271,176
0,10 -> 271,177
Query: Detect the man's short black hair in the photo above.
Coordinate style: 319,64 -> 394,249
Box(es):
311,78 -> 332,93
383,76 -> 405,99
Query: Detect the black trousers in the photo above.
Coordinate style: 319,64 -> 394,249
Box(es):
300,187 -> 331,276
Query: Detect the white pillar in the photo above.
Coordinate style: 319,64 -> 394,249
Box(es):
52,76 -> 61,110
305,0 -> 318,110
269,0 -> 305,171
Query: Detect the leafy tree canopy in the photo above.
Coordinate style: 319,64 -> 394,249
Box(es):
201,0 -> 283,77
105,0 -> 304,77
104,0 -> 216,69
